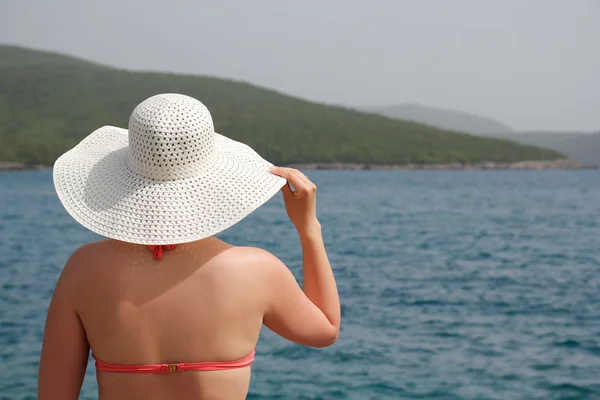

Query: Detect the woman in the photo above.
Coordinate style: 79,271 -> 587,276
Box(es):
38,93 -> 340,399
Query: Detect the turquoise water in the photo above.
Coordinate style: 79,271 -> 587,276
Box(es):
1,169 -> 600,399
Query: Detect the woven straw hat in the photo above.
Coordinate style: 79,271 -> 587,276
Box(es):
53,93 -> 286,245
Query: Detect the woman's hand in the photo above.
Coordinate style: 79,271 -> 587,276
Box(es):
270,167 -> 320,234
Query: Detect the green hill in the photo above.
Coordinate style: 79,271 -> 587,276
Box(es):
0,45 -> 564,166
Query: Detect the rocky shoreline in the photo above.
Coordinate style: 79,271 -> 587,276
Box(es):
1,159 -> 597,172
0,162 -> 48,171
285,160 -> 597,171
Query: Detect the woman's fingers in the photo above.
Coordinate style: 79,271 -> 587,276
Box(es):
270,167 -> 300,197
290,171 -> 310,192
289,169 -> 316,194
271,167 -> 312,194
281,181 -> 294,200
292,170 -> 312,186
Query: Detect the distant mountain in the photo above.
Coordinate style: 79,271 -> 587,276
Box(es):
518,132 -> 600,166
364,103 -> 514,135
472,131 -> 600,166
0,45 -> 564,166
550,133 -> 600,166
365,103 -> 599,166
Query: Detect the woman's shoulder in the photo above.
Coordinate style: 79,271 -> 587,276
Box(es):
222,245 -> 285,267
64,239 -> 116,263
50,240 -> 112,302
58,239 -> 124,279
61,239 -> 288,276
211,246 -> 293,297
218,245 -> 292,286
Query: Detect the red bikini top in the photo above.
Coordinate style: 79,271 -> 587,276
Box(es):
93,350 -> 256,373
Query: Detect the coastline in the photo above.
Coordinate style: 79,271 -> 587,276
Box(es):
0,162 -> 49,172
284,160 -> 597,171
1,159 -> 597,172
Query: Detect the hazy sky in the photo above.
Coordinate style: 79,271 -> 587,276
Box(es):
1,0 -> 599,131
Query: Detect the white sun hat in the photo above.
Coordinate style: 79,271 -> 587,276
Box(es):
53,93 -> 287,245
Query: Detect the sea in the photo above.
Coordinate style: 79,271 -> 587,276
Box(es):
1,169 -> 600,399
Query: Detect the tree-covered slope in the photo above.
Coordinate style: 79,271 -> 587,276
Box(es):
0,45 -> 564,165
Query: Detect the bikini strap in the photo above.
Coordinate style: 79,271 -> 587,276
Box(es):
147,244 -> 178,260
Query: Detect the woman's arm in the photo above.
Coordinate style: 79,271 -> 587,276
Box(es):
262,167 -> 340,347
38,251 -> 90,400
298,222 -> 340,330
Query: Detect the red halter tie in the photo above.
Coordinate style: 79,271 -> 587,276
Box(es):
146,245 -> 178,260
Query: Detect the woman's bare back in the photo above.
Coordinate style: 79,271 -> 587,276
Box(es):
69,237 -> 268,399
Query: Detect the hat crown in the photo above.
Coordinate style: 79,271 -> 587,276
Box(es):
127,94 -> 216,180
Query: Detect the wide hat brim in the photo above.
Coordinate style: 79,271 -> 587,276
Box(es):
53,126 -> 287,245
